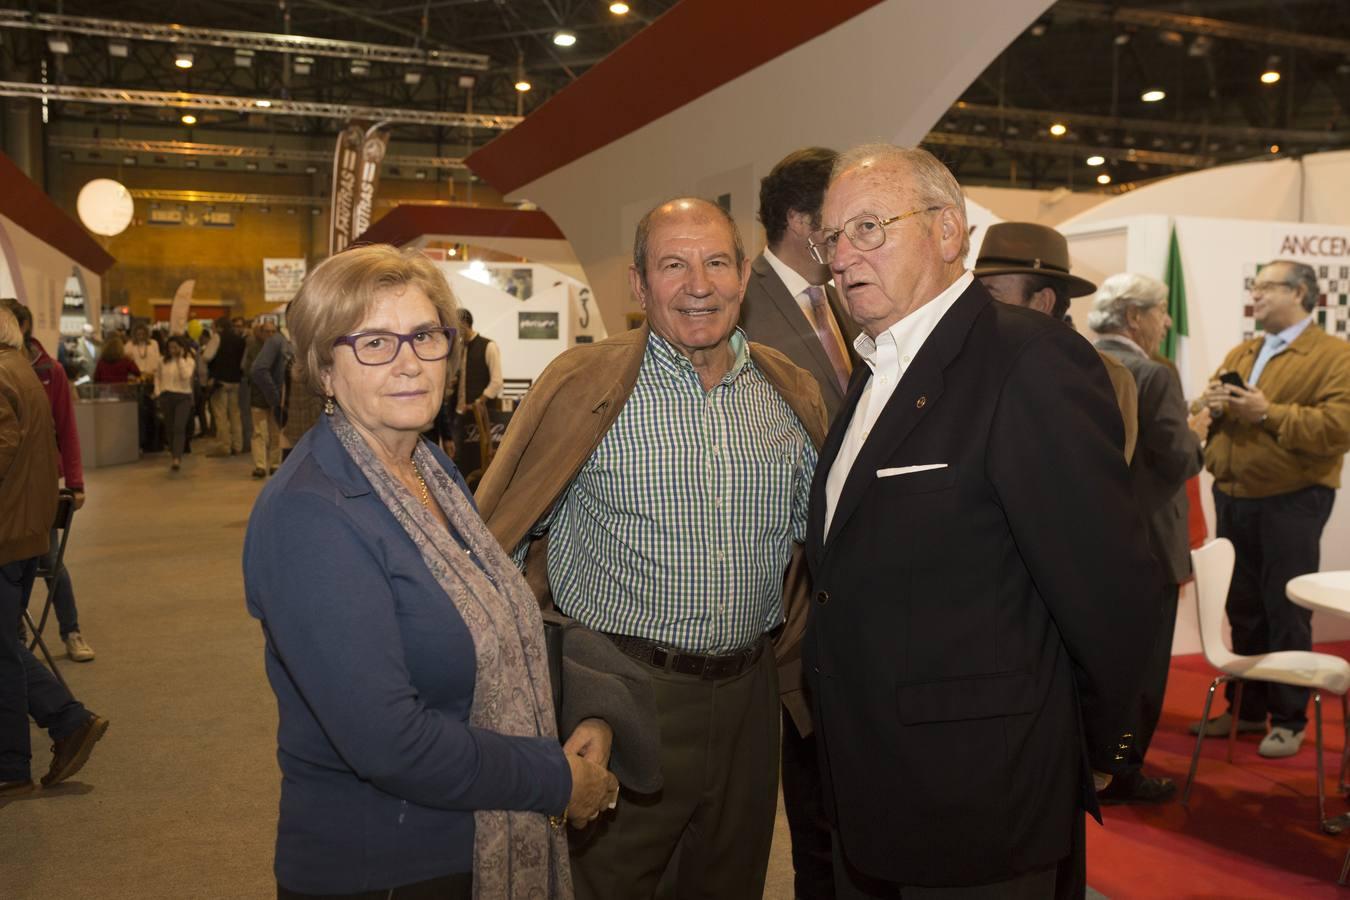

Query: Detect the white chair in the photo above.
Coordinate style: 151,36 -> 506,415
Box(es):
1182,538 -> 1350,833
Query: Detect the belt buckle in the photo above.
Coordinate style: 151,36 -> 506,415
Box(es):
651,645 -> 671,669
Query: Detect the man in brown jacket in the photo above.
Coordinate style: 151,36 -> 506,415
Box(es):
478,198 -> 826,899
1,306 -> 108,803
1192,259 -> 1350,758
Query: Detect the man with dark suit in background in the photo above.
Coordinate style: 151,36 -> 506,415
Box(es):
740,147 -> 859,424
1090,273 -> 1208,804
804,144 -> 1161,898
736,146 -> 853,899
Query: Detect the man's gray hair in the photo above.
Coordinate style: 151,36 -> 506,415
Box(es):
0,305 -> 23,350
1087,273 -> 1169,334
1267,259 -> 1321,312
831,144 -> 970,258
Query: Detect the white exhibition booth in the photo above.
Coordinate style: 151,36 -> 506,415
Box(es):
436,260 -> 607,390
1056,152 -> 1350,650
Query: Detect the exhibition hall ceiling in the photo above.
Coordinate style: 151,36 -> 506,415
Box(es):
0,0 -> 1347,191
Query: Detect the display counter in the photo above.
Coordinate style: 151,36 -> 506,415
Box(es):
74,383 -> 141,468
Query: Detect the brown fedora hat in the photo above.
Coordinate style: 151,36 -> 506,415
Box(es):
973,222 -> 1097,298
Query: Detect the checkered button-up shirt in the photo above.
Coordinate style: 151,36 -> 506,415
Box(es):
528,329 -> 816,654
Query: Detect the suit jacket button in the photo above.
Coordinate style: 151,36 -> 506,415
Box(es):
815,590 -> 830,606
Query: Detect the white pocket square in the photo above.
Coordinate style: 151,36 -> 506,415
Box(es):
876,464 -> 949,478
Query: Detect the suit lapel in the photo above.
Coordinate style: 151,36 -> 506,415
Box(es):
808,364 -> 868,566
818,281 -> 993,553
753,255 -> 839,389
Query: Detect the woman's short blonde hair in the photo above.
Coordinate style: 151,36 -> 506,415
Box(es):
287,244 -> 460,398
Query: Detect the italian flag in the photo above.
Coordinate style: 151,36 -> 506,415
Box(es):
1162,225 -> 1209,548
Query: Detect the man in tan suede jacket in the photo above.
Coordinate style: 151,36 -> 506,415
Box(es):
478,197 -> 826,900
1192,259 -> 1350,759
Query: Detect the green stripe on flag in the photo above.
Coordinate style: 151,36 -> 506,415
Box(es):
1162,226 -> 1189,362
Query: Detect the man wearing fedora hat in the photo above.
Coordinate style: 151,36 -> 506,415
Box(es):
974,221 -> 1138,463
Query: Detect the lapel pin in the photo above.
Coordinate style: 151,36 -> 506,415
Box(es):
915,395 -> 927,409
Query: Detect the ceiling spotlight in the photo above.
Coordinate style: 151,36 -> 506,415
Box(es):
293,56 -> 314,75
515,79 -> 532,92
458,74 -> 476,89
609,2 -> 630,14
174,50 -> 194,69
254,99 -> 272,108
1086,155 -> 1105,166
234,49 -> 254,68
185,159 -> 198,168
415,170 -> 428,180
1270,144 -> 1280,154
122,156 -> 137,166
1029,20 -> 1048,37
553,31 -> 577,47
47,35 -> 71,55
1261,70 -> 1281,84
350,59 -> 370,76
305,165 -> 317,174
108,39 -> 129,58
1113,33 -> 1131,46
181,114 -> 197,125
245,161 -> 258,171
1049,123 -> 1067,137
1097,173 -> 1112,185
404,70 -> 423,85
1140,87 -> 1166,102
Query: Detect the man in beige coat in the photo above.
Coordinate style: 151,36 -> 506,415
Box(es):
479,198 -> 826,899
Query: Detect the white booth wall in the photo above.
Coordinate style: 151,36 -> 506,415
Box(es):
1060,210 -> 1350,651
436,260 -> 607,386
0,210 -> 102,353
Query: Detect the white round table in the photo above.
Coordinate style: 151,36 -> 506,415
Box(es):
1287,571 -> 1350,617
1286,571 -> 1350,835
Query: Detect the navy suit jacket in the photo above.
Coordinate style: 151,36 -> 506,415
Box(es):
804,281 -> 1163,887
243,416 -> 569,894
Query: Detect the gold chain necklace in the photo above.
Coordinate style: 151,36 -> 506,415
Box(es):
411,457 -> 430,508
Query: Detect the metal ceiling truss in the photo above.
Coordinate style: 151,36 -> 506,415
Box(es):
0,11 -> 490,70
128,188 -> 467,209
0,81 -> 521,130
48,135 -> 467,170
1058,1 -> 1350,56
922,130 -> 1215,169
949,101 -> 1350,147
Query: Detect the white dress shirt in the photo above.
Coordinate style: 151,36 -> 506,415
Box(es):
823,271 -> 973,536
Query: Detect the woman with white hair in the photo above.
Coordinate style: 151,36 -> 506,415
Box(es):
1090,272 -> 1208,806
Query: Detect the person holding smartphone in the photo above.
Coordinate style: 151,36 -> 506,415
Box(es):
1192,259 -> 1350,758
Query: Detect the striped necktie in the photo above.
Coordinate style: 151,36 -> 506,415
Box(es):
805,285 -> 852,392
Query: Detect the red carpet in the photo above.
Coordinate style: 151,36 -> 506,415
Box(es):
1087,640 -> 1350,898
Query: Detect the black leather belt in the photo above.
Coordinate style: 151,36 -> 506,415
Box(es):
604,632 -> 764,680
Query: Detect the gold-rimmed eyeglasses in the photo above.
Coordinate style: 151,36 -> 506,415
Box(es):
807,206 -> 942,265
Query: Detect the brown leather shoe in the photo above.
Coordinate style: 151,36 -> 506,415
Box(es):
42,714 -> 109,787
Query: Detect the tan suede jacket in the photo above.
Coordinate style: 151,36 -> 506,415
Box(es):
1,346 -> 59,565
1205,323 -> 1350,498
476,325 -> 828,732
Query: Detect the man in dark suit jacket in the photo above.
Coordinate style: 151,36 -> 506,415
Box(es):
740,147 -> 859,424
1089,272 -> 1207,806
803,144 -> 1162,898
738,146 -> 856,899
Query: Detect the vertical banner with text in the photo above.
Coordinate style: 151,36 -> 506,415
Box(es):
329,122 -> 391,256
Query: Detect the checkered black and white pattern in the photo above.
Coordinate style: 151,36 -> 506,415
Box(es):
1242,262 -> 1350,340
524,330 -> 817,654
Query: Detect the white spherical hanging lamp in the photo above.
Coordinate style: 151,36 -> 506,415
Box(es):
76,178 -> 134,236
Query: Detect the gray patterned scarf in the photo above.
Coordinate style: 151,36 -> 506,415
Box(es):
329,409 -> 572,900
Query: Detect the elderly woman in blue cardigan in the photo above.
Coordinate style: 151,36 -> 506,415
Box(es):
244,245 -> 617,900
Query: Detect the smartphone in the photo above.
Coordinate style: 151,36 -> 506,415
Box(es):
1218,371 -> 1246,390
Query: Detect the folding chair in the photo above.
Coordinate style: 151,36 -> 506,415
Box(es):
24,488 -> 77,690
